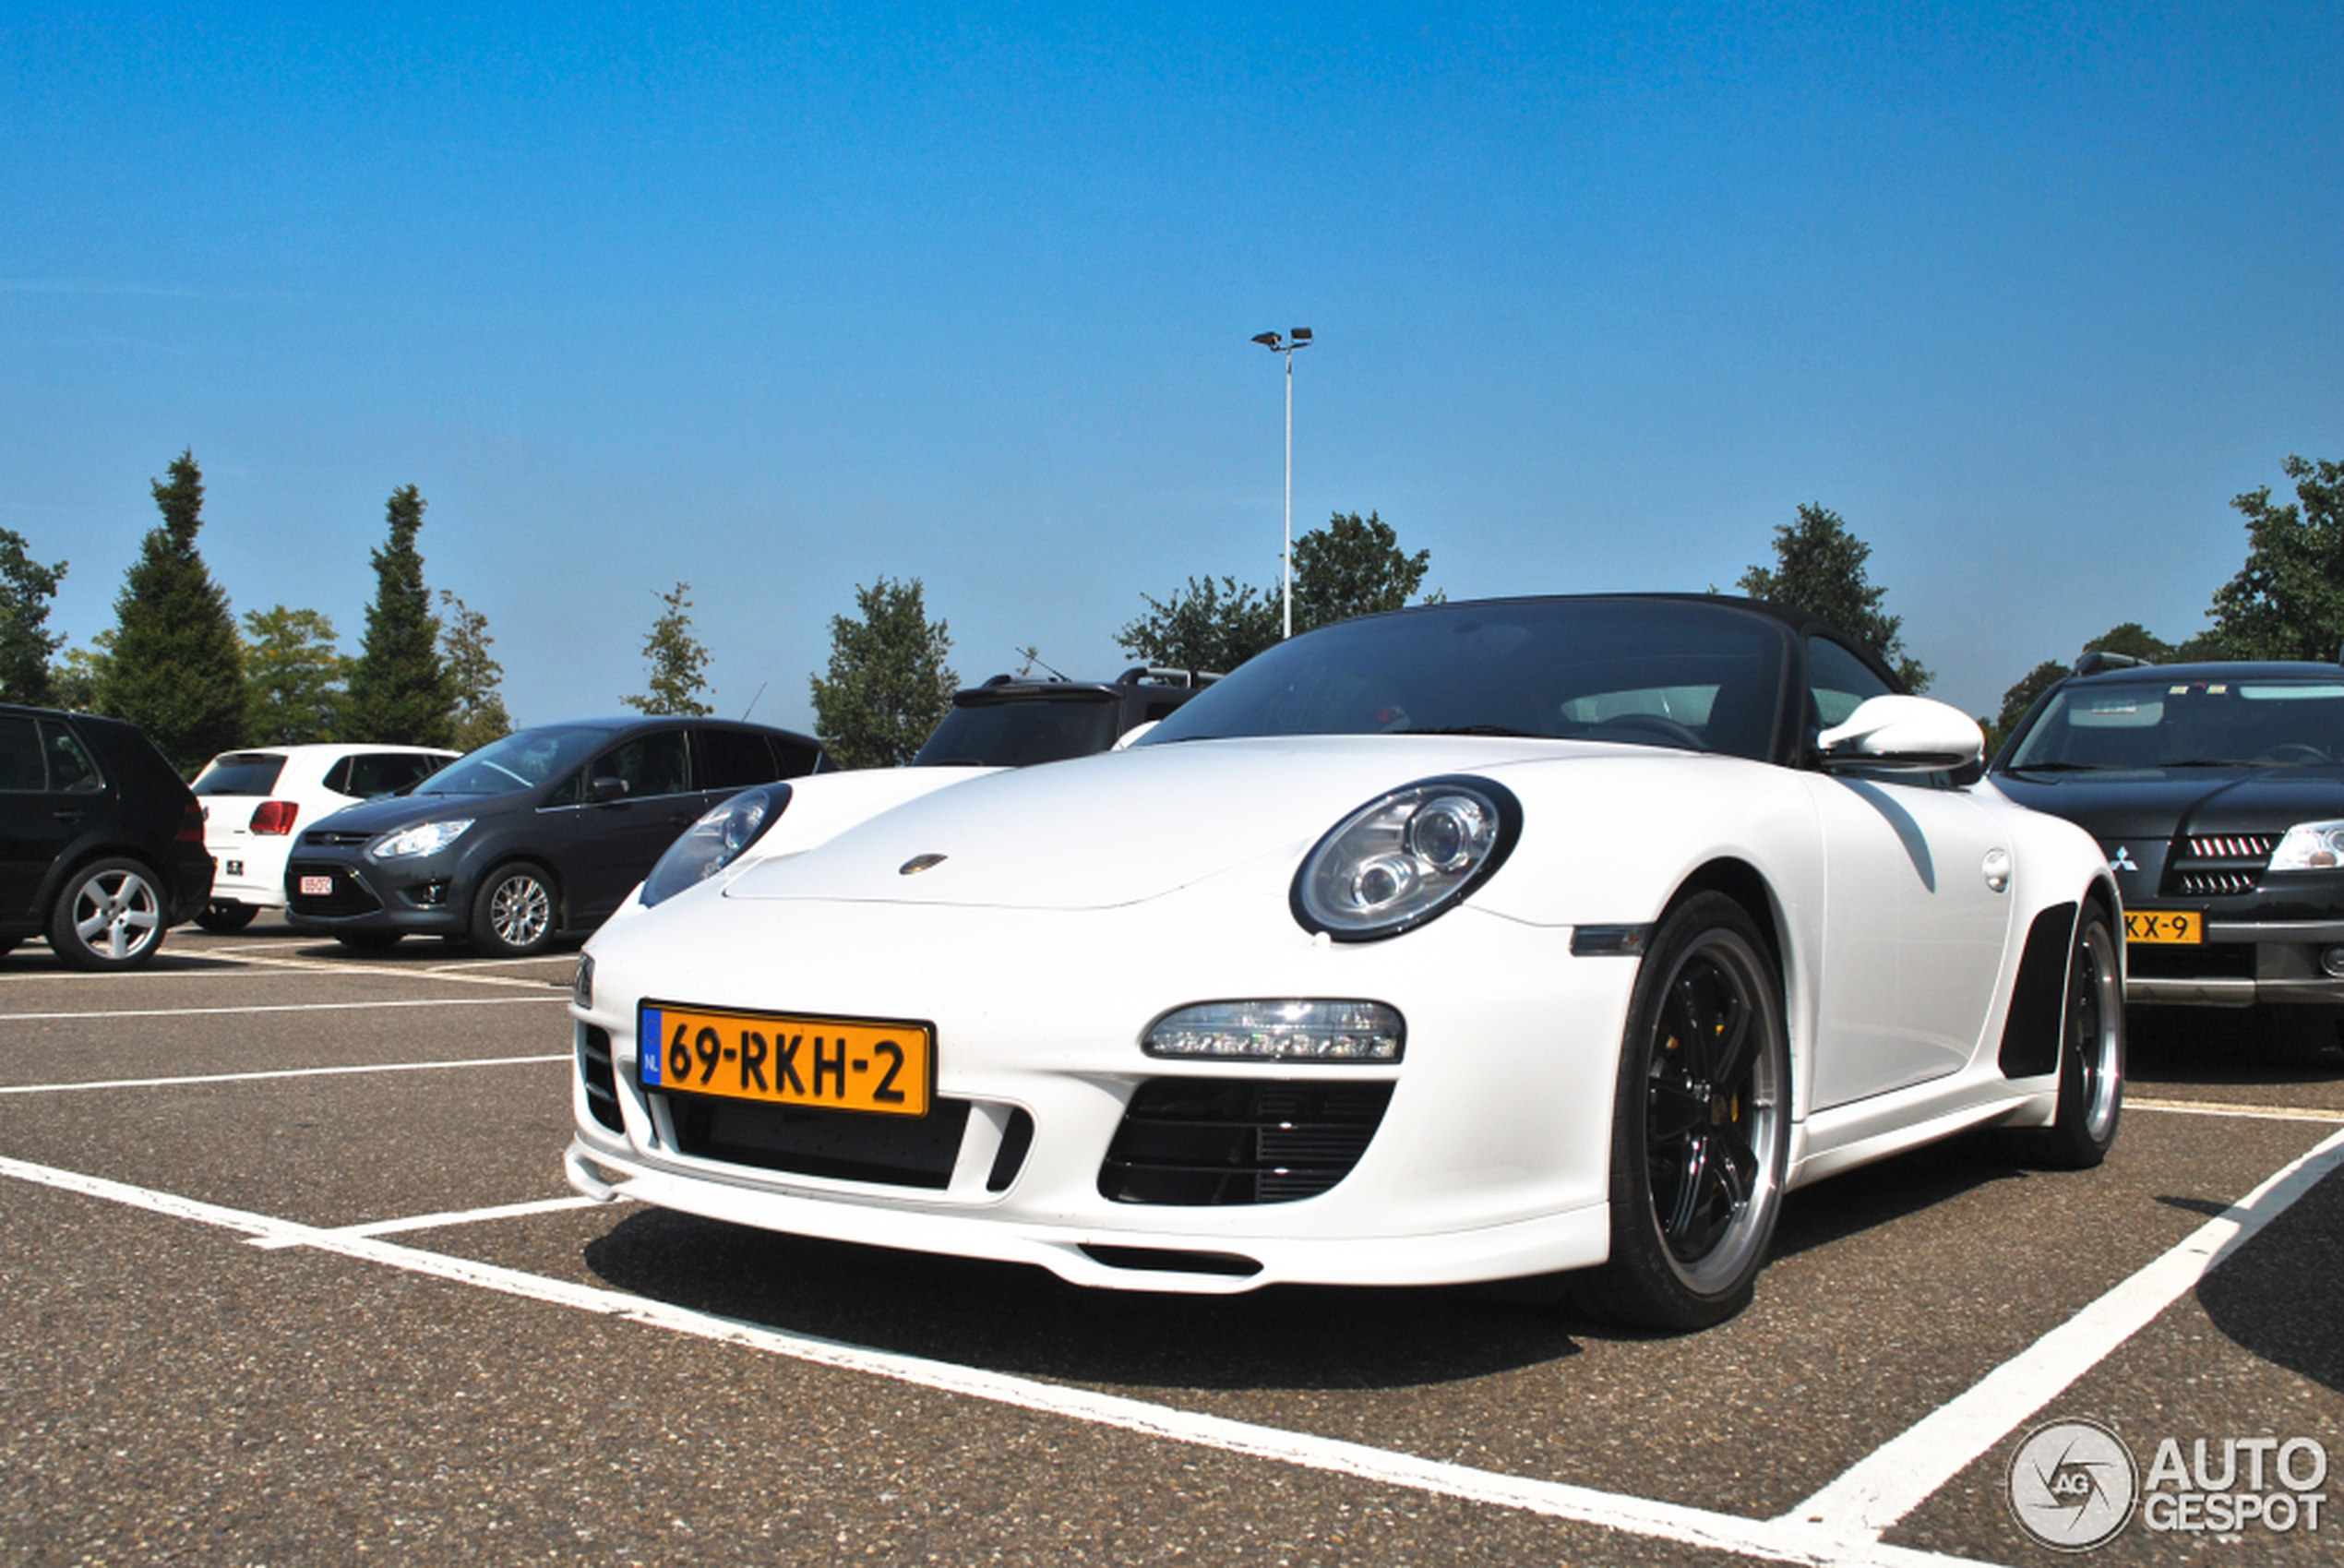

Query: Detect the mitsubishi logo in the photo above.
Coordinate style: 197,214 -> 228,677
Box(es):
2109,846 -> 2139,873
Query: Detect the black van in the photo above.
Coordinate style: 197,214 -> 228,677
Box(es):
283,717 -> 824,957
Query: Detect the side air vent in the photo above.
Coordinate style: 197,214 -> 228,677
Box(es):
578,1024 -> 623,1132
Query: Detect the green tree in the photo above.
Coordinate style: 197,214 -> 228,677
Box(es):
439,592 -> 512,751
1736,503 -> 1932,692
243,605 -> 350,745
100,450 -> 245,772
1117,574 -> 1280,673
345,485 -> 453,747
809,576 -> 956,769
2204,455 -> 2344,662
1291,510 -> 1432,633
621,581 -> 715,717
51,635 -> 113,712
0,527 -> 67,705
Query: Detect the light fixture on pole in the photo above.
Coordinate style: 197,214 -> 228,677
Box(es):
1250,327 -> 1312,638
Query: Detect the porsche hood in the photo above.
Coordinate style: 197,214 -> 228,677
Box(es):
723,735 -> 1610,911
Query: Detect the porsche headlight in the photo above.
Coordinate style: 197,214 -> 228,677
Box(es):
1293,775 -> 1521,940
367,819 -> 474,860
2267,819 -> 2344,872
640,784 -> 790,908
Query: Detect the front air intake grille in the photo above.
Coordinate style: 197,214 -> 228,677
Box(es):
285,861 -> 382,917
664,1096 -> 974,1189
1099,1079 -> 1394,1206
303,830 -> 373,847
578,1024 -> 623,1132
2164,834 -> 2277,898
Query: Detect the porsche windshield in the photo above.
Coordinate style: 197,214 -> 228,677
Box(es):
412,724 -> 617,796
1138,599 -> 1788,758
2007,677 -> 2344,771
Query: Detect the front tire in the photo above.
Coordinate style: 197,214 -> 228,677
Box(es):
195,901 -> 258,933
472,863 -> 557,957
2020,905 -> 2124,1168
1575,892 -> 1789,1331
50,857 -> 170,972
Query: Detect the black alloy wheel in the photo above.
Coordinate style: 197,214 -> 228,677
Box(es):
1576,891 -> 1789,1331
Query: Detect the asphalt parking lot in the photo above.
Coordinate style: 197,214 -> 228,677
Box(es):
2,917 -> 2338,1567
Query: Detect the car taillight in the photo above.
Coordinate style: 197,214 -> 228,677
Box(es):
178,804 -> 206,843
250,800 -> 300,835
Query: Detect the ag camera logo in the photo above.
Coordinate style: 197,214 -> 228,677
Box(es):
2006,1421 -> 2332,1550
2007,1419 -> 2137,1551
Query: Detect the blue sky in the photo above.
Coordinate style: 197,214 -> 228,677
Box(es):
6,3 -> 2339,734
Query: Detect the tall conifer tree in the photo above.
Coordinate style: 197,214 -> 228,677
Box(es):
345,485 -> 454,747
101,450 -> 245,772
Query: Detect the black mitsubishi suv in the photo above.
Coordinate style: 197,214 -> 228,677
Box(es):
1991,652 -> 2344,1054
911,667 -> 1213,767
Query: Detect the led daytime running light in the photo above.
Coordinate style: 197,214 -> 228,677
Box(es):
1142,1000 -> 1404,1062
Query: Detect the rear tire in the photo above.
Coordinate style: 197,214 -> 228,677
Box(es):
49,857 -> 170,972
2019,904 -> 2124,1168
1572,892 -> 1789,1331
471,863 -> 557,957
195,901 -> 258,933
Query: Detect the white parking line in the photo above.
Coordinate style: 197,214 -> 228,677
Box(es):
245,1193 -> 616,1249
0,1150 -> 1993,1568
2128,1095 -> 2344,1122
0,1053 -> 567,1095
1782,1122 -> 2344,1539
195,951 -> 568,991
0,996 -> 571,1023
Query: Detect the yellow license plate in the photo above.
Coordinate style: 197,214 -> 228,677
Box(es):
638,1002 -> 933,1117
2124,910 -> 2203,944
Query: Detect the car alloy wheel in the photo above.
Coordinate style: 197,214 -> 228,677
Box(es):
2023,904 -> 2124,1169
474,865 -> 556,957
1578,892 -> 1788,1330
51,858 -> 169,972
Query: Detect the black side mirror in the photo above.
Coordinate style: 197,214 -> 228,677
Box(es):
587,775 -> 630,803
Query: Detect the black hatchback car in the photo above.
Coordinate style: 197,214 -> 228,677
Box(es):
0,703 -> 213,971
284,717 -> 824,957
1992,654 -> 2344,1053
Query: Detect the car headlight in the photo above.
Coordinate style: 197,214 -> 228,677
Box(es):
2268,819 -> 2344,871
1292,775 -> 1521,940
367,819 -> 474,860
640,784 -> 791,908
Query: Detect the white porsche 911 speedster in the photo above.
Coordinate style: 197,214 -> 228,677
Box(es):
566,594 -> 2124,1330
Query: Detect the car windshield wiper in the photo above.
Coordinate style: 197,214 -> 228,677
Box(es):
1389,724 -> 1545,737
2159,759 -> 2251,769
2003,760 -> 2108,773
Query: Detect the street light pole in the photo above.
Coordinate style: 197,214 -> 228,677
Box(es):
1251,328 -> 1312,638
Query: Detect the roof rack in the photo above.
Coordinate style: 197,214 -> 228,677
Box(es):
2072,651 -> 2149,676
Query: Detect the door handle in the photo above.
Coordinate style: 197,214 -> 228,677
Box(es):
54,810 -> 85,823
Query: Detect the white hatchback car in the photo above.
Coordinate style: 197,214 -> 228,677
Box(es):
192,744 -> 460,929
